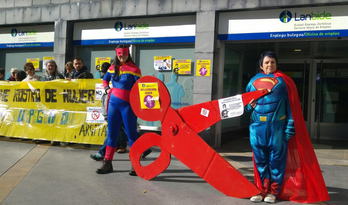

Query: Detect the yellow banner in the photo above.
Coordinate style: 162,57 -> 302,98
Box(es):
0,79 -> 106,145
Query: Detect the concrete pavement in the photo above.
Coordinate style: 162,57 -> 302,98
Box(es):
0,136 -> 347,205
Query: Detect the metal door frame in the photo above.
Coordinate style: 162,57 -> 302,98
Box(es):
312,59 -> 348,140
278,59 -> 313,134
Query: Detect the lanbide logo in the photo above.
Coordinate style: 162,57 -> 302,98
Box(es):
279,10 -> 292,23
11,28 -> 18,37
279,10 -> 332,23
10,28 -> 37,37
114,21 -> 149,32
114,21 -> 123,31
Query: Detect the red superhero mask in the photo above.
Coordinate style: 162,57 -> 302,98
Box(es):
252,77 -> 279,90
115,47 -> 129,56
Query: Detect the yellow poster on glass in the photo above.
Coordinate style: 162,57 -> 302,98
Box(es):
138,82 -> 160,109
27,58 -> 40,71
173,60 -> 191,75
95,57 -> 111,71
196,59 -> 211,77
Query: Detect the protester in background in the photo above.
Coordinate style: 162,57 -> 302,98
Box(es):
100,62 -> 110,78
0,68 -> 5,81
64,61 -> 74,79
96,44 -> 141,175
14,70 -> 27,81
71,58 -> 94,79
7,68 -> 17,81
22,62 -> 41,81
40,60 -> 64,146
41,60 -> 64,81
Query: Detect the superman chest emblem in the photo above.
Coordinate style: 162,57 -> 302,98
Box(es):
252,77 -> 279,90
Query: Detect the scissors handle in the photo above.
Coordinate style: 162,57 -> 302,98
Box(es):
129,132 -> 171,180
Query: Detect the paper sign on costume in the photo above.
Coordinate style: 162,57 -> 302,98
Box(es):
218,95 -> 244,119
173,60 -> 191,75
27,58 -> 40,71
154,56 -> 172,71
43,57 -> 54,70
95,57 -> 111,71
196,60 -> 211,76
138,83 -> 160,109
86,107 -> 104,123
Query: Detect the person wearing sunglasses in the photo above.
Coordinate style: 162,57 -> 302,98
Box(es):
22,62 -> 41,81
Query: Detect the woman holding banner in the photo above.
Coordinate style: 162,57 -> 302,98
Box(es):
22,62 -> 41,81
41,60 -> 64,81
96,44 -> 141,176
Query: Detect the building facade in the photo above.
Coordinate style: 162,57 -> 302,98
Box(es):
1,0 -> 348,147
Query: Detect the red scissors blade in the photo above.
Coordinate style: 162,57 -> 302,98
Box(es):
176,89 -> 269,134
162,108 -> 260,198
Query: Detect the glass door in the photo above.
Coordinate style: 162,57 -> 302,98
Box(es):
278,61 -> 311,130
313,60 -> 348,141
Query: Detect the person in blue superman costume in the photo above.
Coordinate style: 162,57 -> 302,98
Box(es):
245,51 -> 329,203
96,44 -> 141,175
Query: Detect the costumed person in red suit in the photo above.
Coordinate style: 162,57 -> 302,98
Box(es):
245,51 -> 329,203
96,44 -> 141,176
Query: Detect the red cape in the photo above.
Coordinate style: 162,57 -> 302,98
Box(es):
252,70 -> 330,203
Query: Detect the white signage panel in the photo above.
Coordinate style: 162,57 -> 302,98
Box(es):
0,25 -> 54,48
73,15 -> 196,45
219,5 -> 348,40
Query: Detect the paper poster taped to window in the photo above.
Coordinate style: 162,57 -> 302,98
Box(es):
173,59 -> 191,75
95,57 -> 111,71
27,58 -> 40,71
154,56 -> 171,71
196,59 -> 211,76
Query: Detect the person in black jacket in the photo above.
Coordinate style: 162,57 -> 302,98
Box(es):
72,58 -> 94,79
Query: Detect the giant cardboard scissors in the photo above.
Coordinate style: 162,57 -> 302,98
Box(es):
129,76 -> 269,198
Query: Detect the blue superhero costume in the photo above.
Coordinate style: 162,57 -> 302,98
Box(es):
103,62 -> 141,160
245,72 -> 295,197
